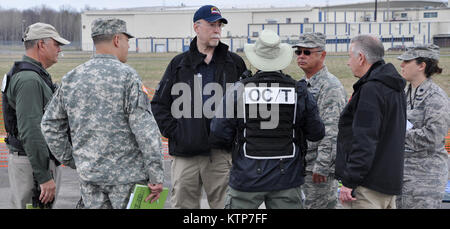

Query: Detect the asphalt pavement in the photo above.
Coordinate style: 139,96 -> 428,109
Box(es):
0,156 -> 449,209
0,160 -> 210,209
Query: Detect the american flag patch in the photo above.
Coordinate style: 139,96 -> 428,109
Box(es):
211,6 -> 221,15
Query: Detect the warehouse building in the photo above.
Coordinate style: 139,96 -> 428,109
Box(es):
80,0 -> 450,52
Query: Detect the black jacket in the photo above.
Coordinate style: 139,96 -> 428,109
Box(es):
150,37 -> 247,157
210,72 -> 325,192
335,60 -> 406,195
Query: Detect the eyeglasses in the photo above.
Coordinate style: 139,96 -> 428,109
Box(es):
295,49 -> 323,56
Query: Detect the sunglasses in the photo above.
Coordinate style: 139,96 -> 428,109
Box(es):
295,49 -> 323,56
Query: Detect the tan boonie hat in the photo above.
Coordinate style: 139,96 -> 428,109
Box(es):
22,22 -> 70,45
397,43 -> 440,61
292,32 -> 326,49
244,29 -> 293,71
91,18 -> 134,38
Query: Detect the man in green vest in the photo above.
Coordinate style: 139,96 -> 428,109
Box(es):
5,22 -> 70,209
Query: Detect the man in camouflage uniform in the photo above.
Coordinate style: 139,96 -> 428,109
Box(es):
292,32 -> 347,209
396,44 -> 449,208
40,18 -> 164,209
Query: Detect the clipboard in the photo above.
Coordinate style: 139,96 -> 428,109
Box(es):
126,184 -> 168,209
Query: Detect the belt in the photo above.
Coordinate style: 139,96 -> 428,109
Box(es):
11,151 -> 27,156
305,170 -> 335,178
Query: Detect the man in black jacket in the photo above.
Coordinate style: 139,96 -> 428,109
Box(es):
151,5 -> 247,209
335,34 -> 406,209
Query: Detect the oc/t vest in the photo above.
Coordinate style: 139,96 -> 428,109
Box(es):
1,61 -> 56,152
239,71 -> 298,160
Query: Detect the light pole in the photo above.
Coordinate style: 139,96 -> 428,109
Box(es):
374,0 -> 378,22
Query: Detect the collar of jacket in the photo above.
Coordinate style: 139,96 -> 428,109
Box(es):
304,65 -> 328,87
412,78 -> 433,96
22,55 -> 50,77
254,70 -> 284,78
256,70 -> 282,73
92,54 -> 119,61
352,60 -> 385,92
179,36 -> 231,69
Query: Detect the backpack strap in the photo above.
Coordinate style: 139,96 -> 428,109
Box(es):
12,61 -> 56,93
1,61 -> 55,151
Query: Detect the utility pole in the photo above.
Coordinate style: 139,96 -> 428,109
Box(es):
374,0 -> 378,22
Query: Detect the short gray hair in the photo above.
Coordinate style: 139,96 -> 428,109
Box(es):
92,34 -> 116,45
24,38 -> 52,50
350,34 -> 384,64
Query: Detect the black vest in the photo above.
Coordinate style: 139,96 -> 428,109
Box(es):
1,61 -> 56,151
239,71 -> 297,159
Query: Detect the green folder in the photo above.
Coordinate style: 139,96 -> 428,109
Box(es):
26,203 -> 41,209
25,203 -> 51,209
126,184 -> 168,209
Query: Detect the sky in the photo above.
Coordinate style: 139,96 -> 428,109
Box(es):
1,0 -> 446,11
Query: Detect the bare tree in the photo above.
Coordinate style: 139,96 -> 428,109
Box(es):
0,5 -> 81,48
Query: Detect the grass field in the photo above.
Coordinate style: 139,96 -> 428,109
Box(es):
0,50 -> 449,151
0,51 -> 448,97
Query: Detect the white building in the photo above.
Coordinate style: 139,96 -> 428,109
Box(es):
80,0 -> 450,52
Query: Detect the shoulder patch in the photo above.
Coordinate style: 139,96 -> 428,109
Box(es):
142,85 -> 149,96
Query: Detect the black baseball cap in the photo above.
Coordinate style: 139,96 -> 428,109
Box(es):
193,5 -> 228,24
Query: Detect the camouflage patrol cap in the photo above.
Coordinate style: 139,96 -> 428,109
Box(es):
292,32 -> 326,49
397,43 -> 440,61
91,18 -> 134,38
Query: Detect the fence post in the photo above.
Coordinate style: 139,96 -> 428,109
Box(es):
136,38 -> 139,53
150,38 -> 154,53
335,37 -> 338,52
391,34 -> 394,47
166,38 -> 169,52
230,38 -> 233,52
347,36 -> 349,52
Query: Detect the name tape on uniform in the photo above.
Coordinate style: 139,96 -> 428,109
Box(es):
244,87 -> 295,104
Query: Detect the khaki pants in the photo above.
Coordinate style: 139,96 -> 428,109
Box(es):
170,149 -> 231,209
8,152 -> 61,209
342,186 -> 396,209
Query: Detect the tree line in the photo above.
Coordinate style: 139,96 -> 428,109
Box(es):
0,5 -> 82,47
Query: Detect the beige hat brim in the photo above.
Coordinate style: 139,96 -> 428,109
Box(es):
24,34 -> 70,46
53,36 -> 71,45
244,43 -> 293,71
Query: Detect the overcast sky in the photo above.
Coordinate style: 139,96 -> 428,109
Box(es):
2,0 -> 446,11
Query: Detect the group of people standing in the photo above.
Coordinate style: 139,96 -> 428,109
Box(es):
3,4 -> 449,209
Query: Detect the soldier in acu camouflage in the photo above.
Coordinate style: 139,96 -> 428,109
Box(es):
396,44 -> 449,209
40,18 -> 164,209
292,32 -> 347,209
